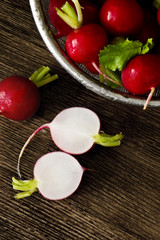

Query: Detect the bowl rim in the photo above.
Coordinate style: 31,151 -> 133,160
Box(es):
29,0 -> 160,108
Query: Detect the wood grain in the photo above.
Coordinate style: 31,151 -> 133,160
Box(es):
0,1 -> 160,239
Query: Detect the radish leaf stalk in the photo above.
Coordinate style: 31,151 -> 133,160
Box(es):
29,66 -> 58,87
93,132 -> 123,147
12,177 -> 38,199
56,0 -> 83,29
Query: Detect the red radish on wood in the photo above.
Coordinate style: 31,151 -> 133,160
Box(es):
12,152 -> 86,200
121,54 -> 160,110
17,107 -> 123,177
99,0 -> 144,36
0,67 -> 58,121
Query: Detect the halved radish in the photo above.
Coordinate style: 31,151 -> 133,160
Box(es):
17,107 -> 123,177
12,151 -> 85,200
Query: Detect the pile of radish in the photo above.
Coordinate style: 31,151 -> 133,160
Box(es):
12,107 -> 123,200
48,0 -> 160,109
0,67 -> 58,121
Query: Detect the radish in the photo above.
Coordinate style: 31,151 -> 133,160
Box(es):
12,151 -> 86,200
48,0 -> 99,38
65,23 -> 107,64
121,54 -> 160,110
56,0 -> 122,86
17,107 -> 123,177
137,8 -> 160,44
99,0 -> 144,36
65,23 -> 122,86
0,67 -> 58,121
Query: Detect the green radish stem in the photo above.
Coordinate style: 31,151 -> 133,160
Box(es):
153,0 -> 160,9
12,177 -> 38,199
93,132 -> 123,147
56,0 -> 83,29
30,66 -> 58,87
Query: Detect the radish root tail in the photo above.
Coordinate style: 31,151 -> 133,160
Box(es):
17,124 -> 48,178
92,62 -> 123,87
143,87 -> 155,110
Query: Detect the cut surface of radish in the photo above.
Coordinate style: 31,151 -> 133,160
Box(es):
17,107 -> 123,178
12,151 -> 85,200
49,107 -> 100,154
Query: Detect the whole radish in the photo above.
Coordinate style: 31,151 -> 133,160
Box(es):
56,0 -> 122,86
0,76 -> 40,121
121,54 -> 160,110
65,23 -> 108,64
48,0 -> 99,38
12,151 -> 86,200
137,8 -> 160,44
0,67 -> 58,121
17,107 -> 123,177
65,23 -> 122,85
99,0 -> 144,36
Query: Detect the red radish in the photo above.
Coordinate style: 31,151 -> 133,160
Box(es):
12,151 -> 86,200
137,8 -> 160,44
158,6 -> 160,25
49,0 -> 73,38
65,23 -> 122,85
48,0 -> 99,38
121,54 -> 160,110
17,107 -> 123,177
65,24 -> 107,64
99,0 -> 144,36
80,0 -> 99,25
56,0 -> 121,86
0,67 -> 58,121
85,57 -> 99,74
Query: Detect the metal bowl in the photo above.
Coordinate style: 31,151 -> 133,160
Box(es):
29,0 -> 160,107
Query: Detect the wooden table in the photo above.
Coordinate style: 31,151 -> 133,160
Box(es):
1,1 -> 160,239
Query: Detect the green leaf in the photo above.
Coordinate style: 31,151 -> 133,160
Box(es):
99,38 -> 154,72
141,38 -> 154,54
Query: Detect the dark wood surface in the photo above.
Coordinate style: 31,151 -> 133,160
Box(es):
1,1 -> 160,240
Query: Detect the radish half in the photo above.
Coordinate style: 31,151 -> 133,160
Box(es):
12,151 -> 85,200
17,107 -> 123,177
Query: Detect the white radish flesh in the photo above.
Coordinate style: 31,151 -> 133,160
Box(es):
49,107 -> 100,154
17,107 -> 123,177
13,151 -> 85,200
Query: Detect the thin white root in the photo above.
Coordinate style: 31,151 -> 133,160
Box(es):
143,87 -> 155,110
17,124 -> 49,178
